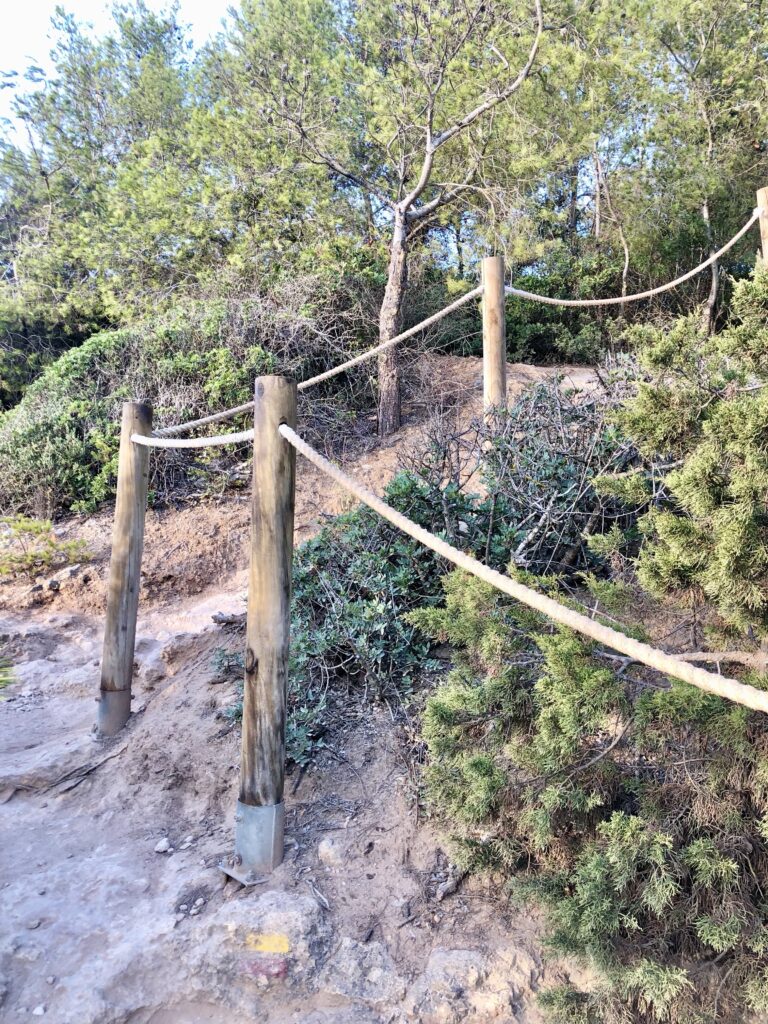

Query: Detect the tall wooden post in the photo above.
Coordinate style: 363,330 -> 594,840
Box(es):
757,187 -> 768,264
482,255 -> 506,417
98,401 -> 152,736
231,375 -> 296,880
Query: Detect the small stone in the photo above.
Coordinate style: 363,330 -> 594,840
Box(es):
194,897 -> 205,908
190,908 -> 199,917
154,838 -> 170,854
179,904 -> 188,912
45,977 -> 55,986
318,838 -> 343,869
26,920 -> 41,931
32,1007 -> 45,1016
174,914 -> 185,924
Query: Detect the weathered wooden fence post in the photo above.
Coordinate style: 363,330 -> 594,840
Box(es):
230,375 -> 296,880
758,187 -> 768,264
482,254 -> 506,418
98,401 -> 152,736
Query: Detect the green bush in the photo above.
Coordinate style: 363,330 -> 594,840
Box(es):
505,247 -> 626,364
0,274 -> 377,517
220,471 -> 471,766
608,267 -> 768,637
0,515 -> 89,579
412,568 -> 768,1022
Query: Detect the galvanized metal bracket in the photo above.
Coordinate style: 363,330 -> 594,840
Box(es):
96,688 -> 132,737
220,801 -> 285,884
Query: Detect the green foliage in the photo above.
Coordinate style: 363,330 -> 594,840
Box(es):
291,473 -> 450,699
0,277 -> 375,516
505,248 -> 625,364
219,471 -> 456,766
537,986 -> 603,1024
616,270 -> 768,636
414,567 -> 768,1022
0,515 -> 89,579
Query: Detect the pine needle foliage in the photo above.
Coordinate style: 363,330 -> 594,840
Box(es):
612,269 -> 768,635
413,567 -> 768,1022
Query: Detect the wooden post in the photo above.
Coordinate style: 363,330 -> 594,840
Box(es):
482,255 -> 506,417
757,187 -> 768,265
98,401 -> 152,736
231,375 -> 296,879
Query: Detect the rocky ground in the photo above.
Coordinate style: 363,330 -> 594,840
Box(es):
0,357 -> 597,1023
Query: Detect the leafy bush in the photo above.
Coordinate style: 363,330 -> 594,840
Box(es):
412,568 -> 768,1022
0,274 -> 377,516
605,267 -> 768,638
0,515 -> 89,579
219,471 -> 470,766
505,248 -> 626,364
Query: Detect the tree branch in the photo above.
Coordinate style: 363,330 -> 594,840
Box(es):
398,0 -> 544,215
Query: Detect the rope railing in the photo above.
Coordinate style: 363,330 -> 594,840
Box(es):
131,427 -> 254,448
152,285 -> 483,438
145,207 -> 761,442
101,194 -> 768,877
505,208 -> 760,308
279,423 -> 768,715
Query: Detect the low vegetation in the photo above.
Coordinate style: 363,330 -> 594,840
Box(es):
0,277 -> 376,517
409,270 -> 768,1022
0,515 -> 89,580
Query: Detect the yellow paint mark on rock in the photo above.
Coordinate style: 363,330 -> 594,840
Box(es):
245,931 -> 291,954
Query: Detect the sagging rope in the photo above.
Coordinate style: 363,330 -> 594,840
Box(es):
506,209 -> 760,308
139,207 -> 761,444
278,423 -> 768,715
153,286 -> 483,438
131,427 -> 254,448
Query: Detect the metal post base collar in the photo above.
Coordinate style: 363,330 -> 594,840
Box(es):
97,688 -> 132,737
221,801 -> 285,884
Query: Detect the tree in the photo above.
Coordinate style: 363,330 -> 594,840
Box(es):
227,0 -> 544,435
1,2 -> 196,332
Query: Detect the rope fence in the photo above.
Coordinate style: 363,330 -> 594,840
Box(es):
147,207 -> 760,443
100,188 -> 768,878
152,285 -> 483,438
505,208 -> 760,308
279,424 -> 768,715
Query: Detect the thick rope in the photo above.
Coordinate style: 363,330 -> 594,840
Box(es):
295,285 -> 483,391
279,424 -> 768,715
143,208 -> 759,439
153,285 -> 483,438
131,427 -> 254,448
505,209 -> 760,308
153,402 -> 256,438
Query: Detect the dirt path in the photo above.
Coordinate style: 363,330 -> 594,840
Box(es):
0,357 -> 597,1022
0,608 -> 590,1023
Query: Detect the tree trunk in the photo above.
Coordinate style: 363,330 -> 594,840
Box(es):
701,196 -> 718,336
567,163 -> 579,244
378,212 -> 408,437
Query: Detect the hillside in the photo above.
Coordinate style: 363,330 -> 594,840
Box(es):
0,356 -> 598,1022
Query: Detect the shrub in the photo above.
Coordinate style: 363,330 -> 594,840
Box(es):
505,247 -> 626,364
0,274 -> 377,517
606,268 -> 768,638
219,471 -> 465,766
412,568 -> 768,1023
0,515 -> 89,579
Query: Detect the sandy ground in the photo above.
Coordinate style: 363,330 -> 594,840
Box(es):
0,356 -> 599,1023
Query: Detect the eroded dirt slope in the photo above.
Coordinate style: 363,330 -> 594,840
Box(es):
0,356 -> 598,1022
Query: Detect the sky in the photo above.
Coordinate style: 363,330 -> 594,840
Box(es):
0,0 -> 233,131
